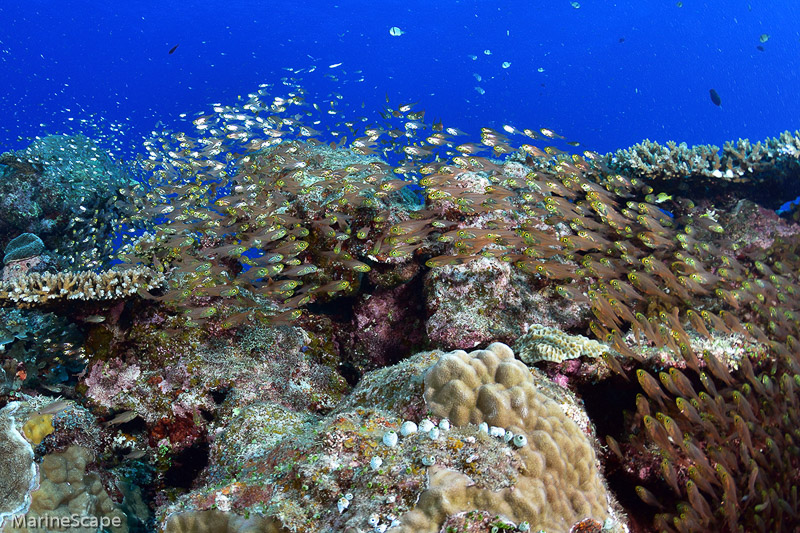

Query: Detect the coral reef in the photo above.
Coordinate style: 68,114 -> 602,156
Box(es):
4,81 -> 800,533
158,344 -> 622,533
0,308 -> 85,393
0,135 -> 136,270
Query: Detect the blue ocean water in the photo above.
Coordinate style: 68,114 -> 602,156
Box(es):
0,0 -> 797,162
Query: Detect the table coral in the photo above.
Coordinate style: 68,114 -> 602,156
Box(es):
0,267 -> 164,306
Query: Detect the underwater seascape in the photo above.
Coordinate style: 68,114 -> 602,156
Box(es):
2,1 -> 800,532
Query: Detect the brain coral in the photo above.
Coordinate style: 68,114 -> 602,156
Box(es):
3,233 -> 44,265
418,342 -> 610,532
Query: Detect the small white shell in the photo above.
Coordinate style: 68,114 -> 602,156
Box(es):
513,434 -> 528,448
489,426 -> 506,438
345,492 -> 354,500
421,455 -> 436,466
399,420 -> 418,437
370,456 -> 383,470
438,418 -> 450,431
518,521 -> 531,532
382,431 -> 398,447
374,524 -> 388,533
419,419 -> 435,432
478,422 -> 489,433
337,497 -> 350,514
504,430 -> 514,443
368,514 -> 380,526
428,427 -> 440,440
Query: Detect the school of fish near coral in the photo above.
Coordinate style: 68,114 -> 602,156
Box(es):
1,75 -> 800,533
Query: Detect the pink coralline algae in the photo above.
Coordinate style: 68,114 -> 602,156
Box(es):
345,282 -> 426,369
1,256 -> 43,281
424,256 -> 590,350
84,358 -> 142,409
726,199 -> 800,251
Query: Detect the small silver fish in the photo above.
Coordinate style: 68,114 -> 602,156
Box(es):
37,399 -> 71,415
105,410 -> 139,426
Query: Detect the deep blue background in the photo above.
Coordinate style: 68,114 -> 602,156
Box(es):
0,0 -> 797,159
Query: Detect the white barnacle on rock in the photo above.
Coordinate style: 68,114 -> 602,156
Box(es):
421,455 -> 436,466
504,430 -> 514,443
428,427 -> 440,440
418,419 -> 434,432
399,420 -> 417,437
337,497 -> 350,514
438,418 -> 450,431
478,422 -> 489,433
382,431 -> 398,447
489,426 -> 505,438
370,456 -> 383,470
512,433 -> 528,448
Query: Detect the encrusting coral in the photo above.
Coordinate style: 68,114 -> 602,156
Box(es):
513,324 -> 613,364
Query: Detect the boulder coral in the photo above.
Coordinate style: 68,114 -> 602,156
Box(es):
418,342 -> 613,532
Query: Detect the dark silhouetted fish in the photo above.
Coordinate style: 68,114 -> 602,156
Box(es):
757,45 -> 765,51
709,89 -> 721,106
169,44 -> 179,55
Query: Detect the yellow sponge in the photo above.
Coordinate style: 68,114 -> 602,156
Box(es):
22,413 -> 54,445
